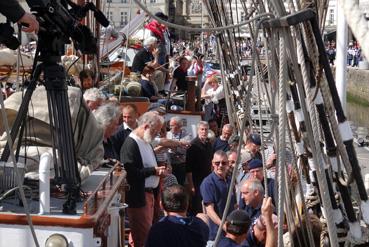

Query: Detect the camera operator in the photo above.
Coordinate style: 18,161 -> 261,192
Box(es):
0,0 -> 39,33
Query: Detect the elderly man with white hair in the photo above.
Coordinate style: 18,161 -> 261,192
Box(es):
83,88 -> 104,111
121,111 -> 169,247
93,103 -> 121,159
131,36 -> 158,74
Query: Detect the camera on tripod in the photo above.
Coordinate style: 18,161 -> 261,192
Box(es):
26,0 -> 109,56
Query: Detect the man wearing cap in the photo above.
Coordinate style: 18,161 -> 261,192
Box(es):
213,124 -> 234,152
243,133 -> 262,160
218,209 -> 251,247
228,135 -> 240,152
145,184 -> 209,247
200,150 -> 237,243
239,159 -> 276,209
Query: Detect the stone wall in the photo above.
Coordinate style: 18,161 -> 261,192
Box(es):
347,68 -> 369,103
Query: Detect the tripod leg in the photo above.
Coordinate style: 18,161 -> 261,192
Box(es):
44,63 -> 80,214
0,66 -> 41,162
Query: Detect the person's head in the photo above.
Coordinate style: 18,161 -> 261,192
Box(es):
221,124 -> 233,141
161,184 -> 189,213
227,150 -> 238,168
137,111 -> 164,144
291,214 -> 322,247
225,209 -> 251,239
169,116 -> 183,134
83,88 -> 104,111
245,133 -> 261,154
252,214 -> 278,244
155,12 -> 168,21
143,36 -> 158,51
122,104 -> 138,129
248,159 -> 264,181
212,150 -> 229,179
206,75 -> 219,89
208,119 -> 219,136
197,121 -> 209,141
93,103 -> 121,139
228,135 -> 240,151
240,179 -> 264,208
141,65 -> 155,81
79,69 -> 94,90
178,56 -> 189,71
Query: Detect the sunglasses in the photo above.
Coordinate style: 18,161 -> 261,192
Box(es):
213,161 -> 229,166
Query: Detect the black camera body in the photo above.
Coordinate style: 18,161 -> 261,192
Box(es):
0,23 -> 21,50
26,0 -> 108,58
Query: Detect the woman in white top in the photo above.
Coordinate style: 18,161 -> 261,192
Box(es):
201,74 -> 225,121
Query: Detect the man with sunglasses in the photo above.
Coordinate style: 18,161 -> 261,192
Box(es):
200,150 -> 237,244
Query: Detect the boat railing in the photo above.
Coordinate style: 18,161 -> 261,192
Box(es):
83,163 -> 126,219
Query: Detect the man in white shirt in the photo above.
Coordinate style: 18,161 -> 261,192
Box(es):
121,111 -> 168,247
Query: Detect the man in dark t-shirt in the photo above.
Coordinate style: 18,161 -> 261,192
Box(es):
186,121 -> 213,215
131,36 -> 157,74
171,56 -> 189,91
145,185 -> 209,247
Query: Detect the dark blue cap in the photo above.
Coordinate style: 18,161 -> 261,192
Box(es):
248,159 -> 263,170
226,209 -> 251,227
249,133 -> 261,146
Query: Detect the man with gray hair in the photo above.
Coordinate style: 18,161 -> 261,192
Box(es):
186,121 -> 213,214
83,88 -> 104,111
131,36 -> 158,74
200,150 -> 236,242
121,111 -> 169,247
240,178 -> 265,223
213,124 -> 234,152
93,103 -> 121,159
167,116 -> 192,185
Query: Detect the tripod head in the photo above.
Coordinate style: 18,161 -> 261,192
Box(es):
26,0 -> 109,62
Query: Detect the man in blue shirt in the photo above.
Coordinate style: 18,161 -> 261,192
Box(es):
218,210 -> 251,247
145,184 -> 209,247
239,179 -> 264,223
239,159 -> 276,209
213,124 -> 234,152
200,150 -> 237,242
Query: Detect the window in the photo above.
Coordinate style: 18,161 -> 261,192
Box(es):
121,12 -> 128,26
240,11 -> 246,22
150,0 -> 156,3
121,0 -> 127,3
329,9 -> 334,24
108,11 -> 113,22
107,0 -> 112,2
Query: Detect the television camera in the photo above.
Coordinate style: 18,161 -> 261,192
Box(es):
26,0 -> 109,59
0,0 -> 109,214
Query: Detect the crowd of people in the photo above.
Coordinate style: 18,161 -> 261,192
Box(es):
0,3 -> 324,246
325,41 -> 362,66
60,10 -> 324,247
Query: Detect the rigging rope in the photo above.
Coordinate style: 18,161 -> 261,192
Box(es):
0,87 -> 40,247
276,28 -> 287,247
294,25 -> 339,246
132,0 -> 274,32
